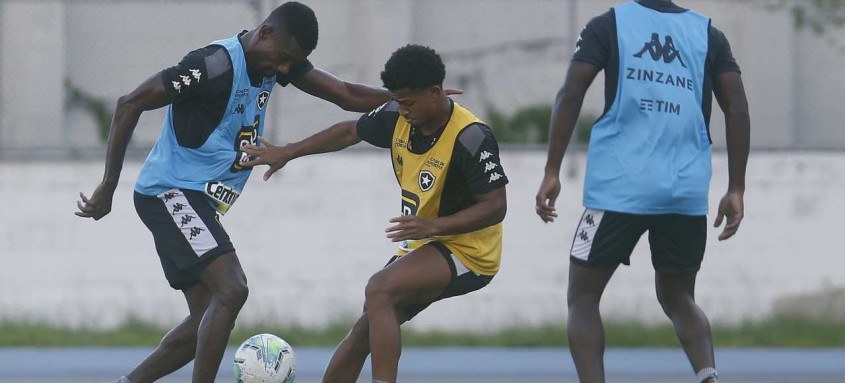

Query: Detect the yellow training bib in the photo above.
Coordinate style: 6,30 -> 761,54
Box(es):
390,102 -> 502,276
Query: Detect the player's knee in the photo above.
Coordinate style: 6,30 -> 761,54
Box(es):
216,280 -> 249,310
656,288 -> 673,311
656,288 -> 692,315
364,275 -> 394,308
567,289 -> 601,310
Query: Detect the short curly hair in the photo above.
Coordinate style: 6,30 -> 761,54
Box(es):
266,2 -> 319,51
380,45 -> 446,91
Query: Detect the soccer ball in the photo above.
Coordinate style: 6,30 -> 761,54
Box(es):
233,333 -> 297,383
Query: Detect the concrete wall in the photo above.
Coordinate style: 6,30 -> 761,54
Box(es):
0,1 -> 65,150
1,151 -> 843,330
1,0 -> 844,153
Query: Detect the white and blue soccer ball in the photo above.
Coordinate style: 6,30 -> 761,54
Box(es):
233,333 -> 297,383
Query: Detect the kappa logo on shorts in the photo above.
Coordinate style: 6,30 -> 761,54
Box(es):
189,227 -> 205,240
418,170 -> 436,192
172,202 -> 187,215
585,214 -> 595,226
257,91 -> 270,110
162,192 -> 177,202
180,214 -> 196,227
578,230 -> 589,242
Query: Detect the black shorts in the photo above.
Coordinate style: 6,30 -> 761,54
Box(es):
386,242 -> 494,320
134,189 -> 235,290
569,208 -> 706,274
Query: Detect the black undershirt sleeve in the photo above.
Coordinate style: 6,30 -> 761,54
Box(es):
454,124 -> 509,195
708,26 -> 741,75
161,47 -> 219,102
356,101 -> 400,148
160,45 -> 235,148
572,10 -> 614,69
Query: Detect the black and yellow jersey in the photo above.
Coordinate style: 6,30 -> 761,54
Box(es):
356,99 -> 508,275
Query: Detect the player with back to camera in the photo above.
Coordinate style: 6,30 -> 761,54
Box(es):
75,2 -> 408,382
535,1 -> 750,382
242,44 -> 508,383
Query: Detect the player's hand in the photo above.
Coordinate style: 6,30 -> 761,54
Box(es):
75,183 -> 116,220
385,215 -> 437,242
242,136 -> 293,181
714,189 -> 744,241
535,174 -> 561,223
444,88 -> 464,96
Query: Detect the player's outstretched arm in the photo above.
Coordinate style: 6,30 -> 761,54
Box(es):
242,120 -> 361,181
76,72 -> 172,220
386,187 -> 507,242
292,68 -> 463,113
535,61 -> 600,223
713,71 -> 750,240
292,68 -> 392,113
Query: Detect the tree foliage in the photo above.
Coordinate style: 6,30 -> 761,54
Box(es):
486,104 -> 597,146
65,79 -> 113,142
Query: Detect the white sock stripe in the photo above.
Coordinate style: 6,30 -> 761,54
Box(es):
696,367 -> 718,382
570,208 -> 605,261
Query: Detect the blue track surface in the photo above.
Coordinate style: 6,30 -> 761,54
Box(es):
0,347 -> 843,382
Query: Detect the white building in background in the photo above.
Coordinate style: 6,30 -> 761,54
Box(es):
2,0 -> 844,156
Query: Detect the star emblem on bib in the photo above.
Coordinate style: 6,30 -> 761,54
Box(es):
418,170 -> 436,192
257,91 -> 270,110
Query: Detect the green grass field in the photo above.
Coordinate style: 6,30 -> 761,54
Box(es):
1,317 -> 843,348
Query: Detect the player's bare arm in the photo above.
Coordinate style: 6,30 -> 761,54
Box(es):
535,61 -> 600,223
76,72 -> 172,220
293,68 -> 463,113
242,120 -> 361,180
386,186 -> 507,242
713,70 -> 750,240
292,68 -> 392,112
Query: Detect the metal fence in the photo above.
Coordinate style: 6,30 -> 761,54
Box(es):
1,0 -> 844,160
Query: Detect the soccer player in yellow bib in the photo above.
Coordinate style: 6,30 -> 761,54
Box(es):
243,44 -> 508,383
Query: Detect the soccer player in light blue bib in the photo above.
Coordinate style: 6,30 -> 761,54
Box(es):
76,3 -> 397,382
536,1 -> 750,382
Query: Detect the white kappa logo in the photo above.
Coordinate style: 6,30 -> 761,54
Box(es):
189,68 -> 202,82
484,161 -> 498,173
